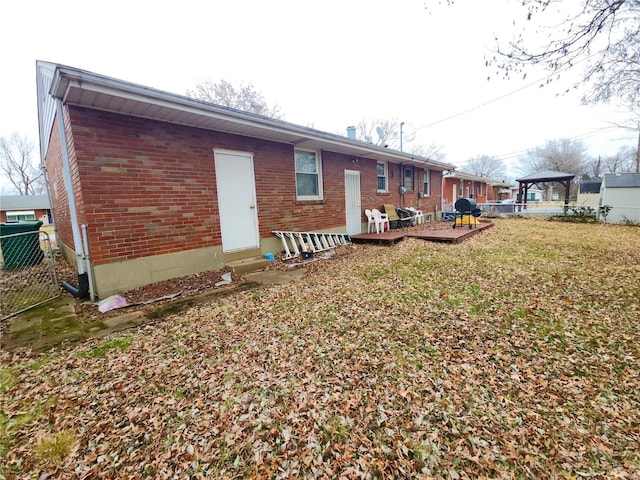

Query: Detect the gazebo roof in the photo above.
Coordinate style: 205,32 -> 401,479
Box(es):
516,170 -> 575,183
516,170 -> 575,205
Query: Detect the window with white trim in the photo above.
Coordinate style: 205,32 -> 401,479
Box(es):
377,162 -> 388,192
6,210 -> 37,222
423,169 -> 430,196
295,149 -> 323,199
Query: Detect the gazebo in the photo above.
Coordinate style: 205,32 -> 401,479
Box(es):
515,170 -> 575,212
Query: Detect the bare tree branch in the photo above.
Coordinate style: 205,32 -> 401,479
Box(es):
0,133 -> 43,195
186,79 -> 283,119
517,138 -> 590,178
353,118 -> 445,160
465,155 -> 507,180
487,0 -> 640,108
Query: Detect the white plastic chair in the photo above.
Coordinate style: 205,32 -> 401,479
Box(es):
406,207 -> 424,224
372,208 -> 390,233
364,209 -> 377,233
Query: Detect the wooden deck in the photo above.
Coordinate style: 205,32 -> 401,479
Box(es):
350,222 -> 494,245
349,230 -> 406,245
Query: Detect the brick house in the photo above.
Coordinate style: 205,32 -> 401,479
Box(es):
488,181 -> 514,202
36,61 -> 454,299
441,170 -> 492,209
0,195 -> 52,224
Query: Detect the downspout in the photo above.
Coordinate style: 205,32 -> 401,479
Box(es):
81,224 -> 96,302
399,163 -> 405,207
55,99 -> 90,299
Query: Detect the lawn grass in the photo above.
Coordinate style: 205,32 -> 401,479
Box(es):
1,218 -> 638,478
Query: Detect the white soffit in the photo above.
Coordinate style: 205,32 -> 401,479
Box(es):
51,65 -> 455,171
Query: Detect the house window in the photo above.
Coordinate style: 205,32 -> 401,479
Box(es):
377,162 -> 388,192
6,210 -> 37,222
404,166 -> 414,191
295,149 -> 323,199
423,169 -> 430,196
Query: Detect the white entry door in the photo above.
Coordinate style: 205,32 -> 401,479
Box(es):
214,150 -> 260,252
345,170 -> 361,235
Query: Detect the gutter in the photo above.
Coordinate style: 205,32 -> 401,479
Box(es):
55,98 -> 93,300
49,63 -> 455,171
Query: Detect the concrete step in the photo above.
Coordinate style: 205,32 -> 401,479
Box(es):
223,248 -> 263,263
225,257 -> 270,274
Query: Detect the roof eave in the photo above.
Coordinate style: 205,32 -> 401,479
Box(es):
49,64 -> 455,171
444,170 -> 492,182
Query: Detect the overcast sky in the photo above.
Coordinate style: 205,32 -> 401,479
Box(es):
1,0 -> 637,192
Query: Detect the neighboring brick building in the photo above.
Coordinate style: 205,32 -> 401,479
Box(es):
36,61 -> 454,298
441,170 -> 493,210
488,181 -> 514,202
0,195 -> 51,224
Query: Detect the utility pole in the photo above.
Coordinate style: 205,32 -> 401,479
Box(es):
636,122 -> 639,173
400,122 -> 404,152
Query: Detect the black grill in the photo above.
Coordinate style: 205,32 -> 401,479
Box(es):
453,198 -> 482,229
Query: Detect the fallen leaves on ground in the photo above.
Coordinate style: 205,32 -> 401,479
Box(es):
1,219 -> 639,479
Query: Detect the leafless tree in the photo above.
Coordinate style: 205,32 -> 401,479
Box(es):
408,143 -> 447,162
605,145 -> 639,173
355,118 -> 399,146
587,155 -> 604,178
186,79 -> 283,119
433,1 -> 640,168
487,0 -> 640,110
354,118 -> 445,160
517,138 -> 589,177
0,133 -> 44,195
465,155 -> 507,180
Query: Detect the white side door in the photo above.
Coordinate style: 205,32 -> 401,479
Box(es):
214,150 -> 260,252
345,170 -> 361,235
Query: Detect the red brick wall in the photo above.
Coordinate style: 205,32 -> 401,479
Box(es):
52,106 -> 449,267
256,149 -> 376,232
69,107 -> 225,265
422,169 -> 443,217
64,107 -> 405,265
467,180 -> 489,203
45,112 -> 76,253
371,163 -> 443,217
443,177 -> 490,206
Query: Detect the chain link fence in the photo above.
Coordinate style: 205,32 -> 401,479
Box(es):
0,229 -> 59,321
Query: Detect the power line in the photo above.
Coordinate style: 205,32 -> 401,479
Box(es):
414,52 -> 599,132
414,70 -> 569,132
491,125 -> 624,161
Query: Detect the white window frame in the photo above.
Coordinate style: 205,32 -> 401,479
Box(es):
6,210 -> 37,222
294,149 -> 323,200
423,169 -> 430,196
377,162 -> 388,192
